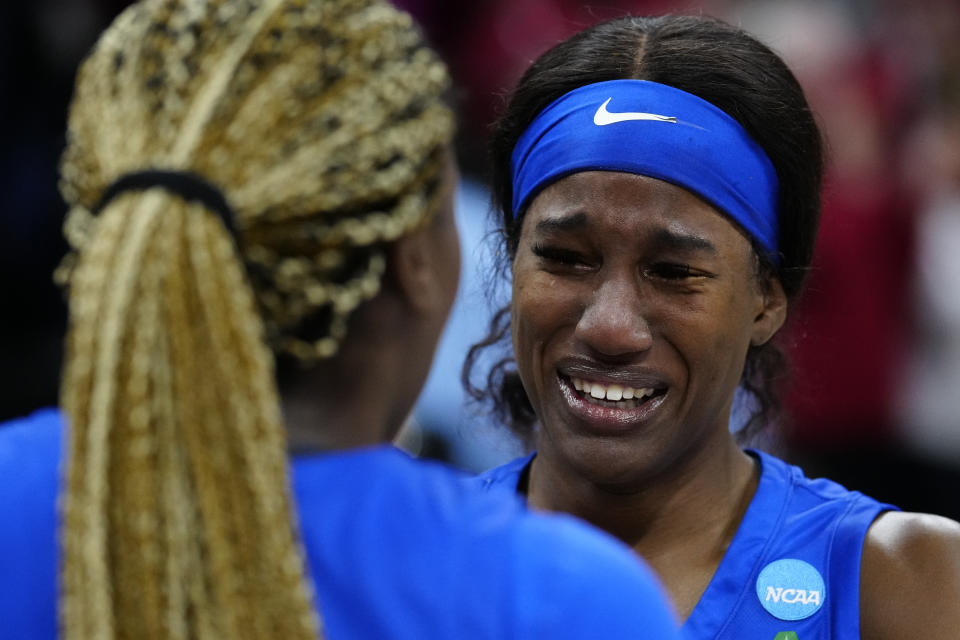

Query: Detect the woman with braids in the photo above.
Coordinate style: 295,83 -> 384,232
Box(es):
0,1 -> 684,639
471,14 -> 960,639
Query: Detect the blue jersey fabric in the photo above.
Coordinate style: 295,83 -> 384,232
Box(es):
477,449 -> 897,639
0,409 -> 680,639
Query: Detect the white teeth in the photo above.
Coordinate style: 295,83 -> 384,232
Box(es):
570,377 -> 657,403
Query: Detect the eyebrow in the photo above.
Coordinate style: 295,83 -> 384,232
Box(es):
533,212 -> 719,254
534,212 -> 588,234
652,227 -> 718,255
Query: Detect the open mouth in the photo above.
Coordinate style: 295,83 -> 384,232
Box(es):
565,376 -> 667,409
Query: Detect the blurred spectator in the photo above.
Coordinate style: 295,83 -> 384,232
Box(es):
896,0 -> 960,519
736,0 -> 959,520
736,1 -> 910,445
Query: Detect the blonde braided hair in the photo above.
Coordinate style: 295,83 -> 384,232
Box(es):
56,0 -> 454,638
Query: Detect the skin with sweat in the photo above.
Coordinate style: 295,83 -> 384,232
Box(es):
510,170 -> 787,617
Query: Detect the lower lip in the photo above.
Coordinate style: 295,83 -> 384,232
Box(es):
557,376 -> 667,434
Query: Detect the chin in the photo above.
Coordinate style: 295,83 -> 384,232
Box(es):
546,429 -> 674,492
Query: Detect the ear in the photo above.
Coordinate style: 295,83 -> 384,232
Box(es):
751,276 -> 787,346
387,225 -> 446,316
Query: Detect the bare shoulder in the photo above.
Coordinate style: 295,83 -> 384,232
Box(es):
861,511 -> 960,640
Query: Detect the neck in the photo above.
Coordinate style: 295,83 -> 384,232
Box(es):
279,301 -> 412,455
532,437 -> 755,539
526,431 -> 759,618
281,356 -> 397,455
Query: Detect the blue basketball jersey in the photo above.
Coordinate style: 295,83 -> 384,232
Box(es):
477,449 -> 897,639
0,409 -> 680,639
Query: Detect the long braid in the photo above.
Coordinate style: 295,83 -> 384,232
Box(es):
57,0 -> 454,638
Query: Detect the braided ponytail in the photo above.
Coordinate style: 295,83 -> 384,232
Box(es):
62,191 -> 318,639
57,0 -> 454,638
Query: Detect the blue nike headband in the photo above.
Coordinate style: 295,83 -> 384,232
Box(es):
510,79 -> 780,258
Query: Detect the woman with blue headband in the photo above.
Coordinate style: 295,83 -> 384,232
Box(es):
470,14 -> 960,638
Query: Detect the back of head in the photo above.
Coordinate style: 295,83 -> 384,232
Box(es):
57,0 -> 453,638
483,14 -> 823,440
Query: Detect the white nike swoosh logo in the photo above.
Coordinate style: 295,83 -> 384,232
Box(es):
593,98 -> 677,125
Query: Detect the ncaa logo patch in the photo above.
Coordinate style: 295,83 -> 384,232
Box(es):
756,559 -> 825,621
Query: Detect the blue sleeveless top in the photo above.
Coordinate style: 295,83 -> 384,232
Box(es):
0,409 -> 680,640
478,450 -> 897,639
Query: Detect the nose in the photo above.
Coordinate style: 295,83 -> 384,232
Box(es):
574,276 -> 653,358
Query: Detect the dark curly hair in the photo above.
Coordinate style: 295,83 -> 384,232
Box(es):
463,14 -> 823,446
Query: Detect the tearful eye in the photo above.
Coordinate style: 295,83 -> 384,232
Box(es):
646,263 -> 711,280
531,243 -> 591,269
